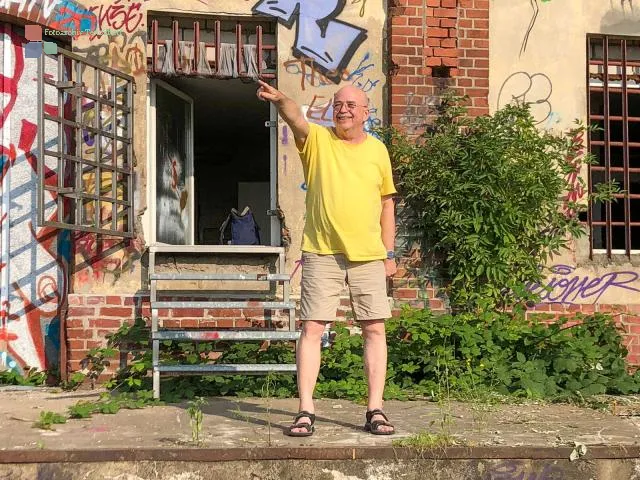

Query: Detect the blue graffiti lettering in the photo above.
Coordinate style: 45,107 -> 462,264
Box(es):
527,264 -> 640,304
252,0 -> 367,82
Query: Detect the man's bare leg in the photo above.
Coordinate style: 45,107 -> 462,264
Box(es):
290,320 -> 326,434
361,319 -> 394,433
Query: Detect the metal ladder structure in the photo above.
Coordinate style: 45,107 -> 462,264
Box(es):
149,245 -> 299,399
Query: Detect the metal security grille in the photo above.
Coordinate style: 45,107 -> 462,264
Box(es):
37,46 -> 134,237
588,35 -> 640,257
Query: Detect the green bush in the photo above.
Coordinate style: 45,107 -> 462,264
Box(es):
89,310 -> 640,402
380,96 -> 619,311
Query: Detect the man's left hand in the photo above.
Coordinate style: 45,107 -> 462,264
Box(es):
384,259 -> 397,278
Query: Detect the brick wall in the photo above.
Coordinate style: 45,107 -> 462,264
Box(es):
526,304 -> 640,366
65,294 -> 640,376
389,0 -> 490,134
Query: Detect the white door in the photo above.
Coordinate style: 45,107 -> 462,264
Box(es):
150,80 -> 194,245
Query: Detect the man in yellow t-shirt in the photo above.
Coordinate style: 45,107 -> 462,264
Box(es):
257,80 -> 396,436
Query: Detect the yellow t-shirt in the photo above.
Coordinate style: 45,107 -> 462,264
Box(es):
297,123 -> 397,261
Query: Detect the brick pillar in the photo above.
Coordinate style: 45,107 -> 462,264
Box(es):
389,0 -> 490,134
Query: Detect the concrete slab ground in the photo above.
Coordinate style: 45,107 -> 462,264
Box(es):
2,387 -> 640,479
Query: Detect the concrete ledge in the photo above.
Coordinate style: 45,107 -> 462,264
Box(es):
2,445 -> 640,464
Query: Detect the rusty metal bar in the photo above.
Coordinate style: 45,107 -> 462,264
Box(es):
57,54 -> 64,223
172,20 -> 179,73
604,38 -> 612,257
236,22 -> 242,75
215,20 -> 221,75
152,19 -> 158,73
257,25 -> 263,76
75,59 -> 83,228
587,35 -> 594,258
622,38 -> 631,257
194,20 -> 200,73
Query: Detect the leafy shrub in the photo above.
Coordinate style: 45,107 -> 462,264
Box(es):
84,310 -> 640,402
380,96 -> 619,311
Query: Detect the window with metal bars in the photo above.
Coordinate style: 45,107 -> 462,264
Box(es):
588,35 -> 640,257
37,46 -> 135,237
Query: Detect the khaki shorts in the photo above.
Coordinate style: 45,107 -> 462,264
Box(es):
300,252 -> 392,322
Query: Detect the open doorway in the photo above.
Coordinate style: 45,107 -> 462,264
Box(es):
147,16 -> 277,246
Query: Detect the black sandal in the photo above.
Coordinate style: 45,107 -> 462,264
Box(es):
285,411 -> 316,437
364,409 -> 395,435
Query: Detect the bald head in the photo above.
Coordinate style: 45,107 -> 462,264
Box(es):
332,86 -> 370,140
334,85 -> 369,107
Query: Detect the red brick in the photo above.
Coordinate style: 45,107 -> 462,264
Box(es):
106,296 -> 122,305
426,0 -> 440,6
180,319 -> 199,328
171,308 -> 205,318
473,19 -> 489,29
86,340 -> 106,349
216,319 -> 235,328
68,339 -> 85,350
474,59 -> 489,68
99,307 -> 133,317
392,15 -> 408,26
466,8 -> 488,18
67,328 -> 93,339
434,7 -> 457,18
123,296 -> 139,306
393,26 -> 417,36
68,296 -> 84,306
235,319 -> 253,328
67,307 -> 95,317
89,318 -> 123,328
434,47 -> 460,57
442,57 -> 458,67
207,308 -> 242,318
161,320 -> 180,328
425,57 -> 443,66
86,296 -> 105,305
442,38 -> 457,48
427,27 -> 449,38
66,319 -> 85,328
395,288 -> 419,299
429,299 -> 444,310
441,0 -> 457,7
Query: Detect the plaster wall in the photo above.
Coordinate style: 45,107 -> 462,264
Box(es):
490,0 -> 640,305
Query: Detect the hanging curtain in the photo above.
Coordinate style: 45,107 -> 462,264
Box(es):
196,41 -> 212,75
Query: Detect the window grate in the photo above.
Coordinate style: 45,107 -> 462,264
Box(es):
37,46 -> 135,238
147,17 -> 277,79
587,35 -> 640,258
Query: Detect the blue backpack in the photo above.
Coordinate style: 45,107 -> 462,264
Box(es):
219,206 -> 261,245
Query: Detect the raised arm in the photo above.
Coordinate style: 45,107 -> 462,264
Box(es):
257,80 -> 310,148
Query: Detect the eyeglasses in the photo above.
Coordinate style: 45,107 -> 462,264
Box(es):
332,101 -> 368,111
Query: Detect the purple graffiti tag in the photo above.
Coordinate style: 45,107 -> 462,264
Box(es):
527,264 -> 640,305
283,154 -> 288,175
252,0 -> 367,82
282,126 -> 289,145
483,460 -> 563,480
290,257 -> 304,280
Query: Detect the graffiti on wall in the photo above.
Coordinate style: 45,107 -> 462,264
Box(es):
88,0 -> 147,38
252,0 -> 367,82
497,71 -> 553,125
75,31 -> 146,76
0,0 -> 97,33
527,264 -> 640,305
520,0 -> 552,57
285,52 -> 379,93
155,85 -> 189,245
0,25 -> 72,372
